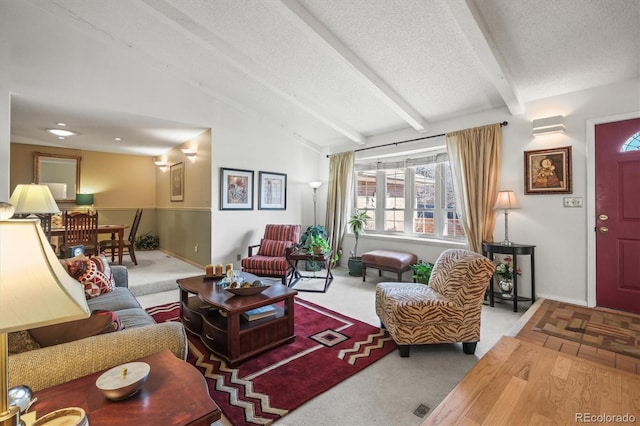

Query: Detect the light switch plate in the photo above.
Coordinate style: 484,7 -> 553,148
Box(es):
563,197 -> 583,207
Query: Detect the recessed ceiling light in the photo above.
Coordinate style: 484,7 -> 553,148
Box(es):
57,136 -> 65,140
56,122 -> 67,126
46,128 -> 77,137
114,137 -> 122,141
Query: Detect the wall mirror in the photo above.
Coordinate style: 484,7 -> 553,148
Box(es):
34,152 -> 81,201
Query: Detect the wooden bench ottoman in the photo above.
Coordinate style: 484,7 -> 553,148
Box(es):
361,250 -> 417,282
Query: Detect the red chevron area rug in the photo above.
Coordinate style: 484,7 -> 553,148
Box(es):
147,299 -> 397,426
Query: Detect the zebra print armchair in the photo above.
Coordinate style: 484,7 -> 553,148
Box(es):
375,249 -> 495,357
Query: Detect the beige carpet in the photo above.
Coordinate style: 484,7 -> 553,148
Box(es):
129,251 -> 527,426
119,250 -> 203,296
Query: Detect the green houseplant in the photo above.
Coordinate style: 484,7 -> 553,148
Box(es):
411,260 -> 433,284
135,233 -> 159,250
301,225 -> 329,271
347,210 -> 371,276
308,234 -> 331,255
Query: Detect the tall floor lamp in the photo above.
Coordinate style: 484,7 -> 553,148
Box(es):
308,181 -> 322,226
0,203 -> 90,426
495,190 -> 519,246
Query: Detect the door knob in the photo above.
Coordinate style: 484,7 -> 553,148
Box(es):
599,226 -> 609,233
598,214 -> 608,221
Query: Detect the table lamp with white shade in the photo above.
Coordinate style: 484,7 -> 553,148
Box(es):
9,184 -> 60,218
495,190 -> 519,246
0,202 -> 90,426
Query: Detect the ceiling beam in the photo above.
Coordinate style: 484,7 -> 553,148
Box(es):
277,0 -> 427,133
137,0 -> 364,144
446,0 -> 524,115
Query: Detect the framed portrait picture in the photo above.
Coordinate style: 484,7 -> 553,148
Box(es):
524,146 -> 572,194
220,168 -> 254,210
170,162 -> 184,202
258,171 -> 287,210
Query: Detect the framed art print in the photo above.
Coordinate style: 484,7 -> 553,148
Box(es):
258,171 -> 287,210
170,162 -> 184,202
220,167 -> 254,210
524,146 -> 572,194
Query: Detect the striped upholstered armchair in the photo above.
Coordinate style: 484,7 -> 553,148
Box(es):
241,224 -> 301,284
375,249 -> 495,357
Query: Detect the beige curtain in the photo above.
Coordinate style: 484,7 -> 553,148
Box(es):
324,151 -> 355,266
446,123 -> 502,253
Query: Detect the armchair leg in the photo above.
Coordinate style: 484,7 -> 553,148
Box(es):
398,345 -> 410,357
462,342 -> 477,354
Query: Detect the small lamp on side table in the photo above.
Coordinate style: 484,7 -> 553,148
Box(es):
0,203 -> 90,426
495,190 -> 519,246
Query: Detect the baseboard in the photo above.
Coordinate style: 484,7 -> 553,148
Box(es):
505,297 -> 544,337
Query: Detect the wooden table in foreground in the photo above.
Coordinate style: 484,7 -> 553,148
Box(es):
178,273 -> 298,366
33,349 -> 221,426
422,336 -> 640,425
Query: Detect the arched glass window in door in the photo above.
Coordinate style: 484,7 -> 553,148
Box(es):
621,131 -> 640,151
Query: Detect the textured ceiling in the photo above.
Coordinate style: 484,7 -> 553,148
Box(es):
7,0 -> 640,155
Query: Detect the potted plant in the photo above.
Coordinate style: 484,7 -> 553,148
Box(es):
135,233 -> 159,250
307,234 -> 331,255
347,210 -> 371,276
494,256 -> 522,298
410,260 -> 433,284
301,225 -> 328,271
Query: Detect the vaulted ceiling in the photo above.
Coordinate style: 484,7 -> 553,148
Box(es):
8,0 -> 640,155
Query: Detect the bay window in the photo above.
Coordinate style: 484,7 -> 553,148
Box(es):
354,151 -> 464,241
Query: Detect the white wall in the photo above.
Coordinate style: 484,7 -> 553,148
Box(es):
337,79 -> 640,306
0,1 -> 327,264
2,2 -> 639,307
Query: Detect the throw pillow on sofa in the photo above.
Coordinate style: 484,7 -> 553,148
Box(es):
29,310 -> 123,347
63,253 -> 115,299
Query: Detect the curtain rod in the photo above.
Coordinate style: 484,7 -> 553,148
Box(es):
327,121 -> 508,157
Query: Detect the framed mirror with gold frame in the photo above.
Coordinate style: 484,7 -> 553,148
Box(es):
33,152 -> 82,202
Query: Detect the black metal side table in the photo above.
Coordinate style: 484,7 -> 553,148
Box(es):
482,242 -> 536,312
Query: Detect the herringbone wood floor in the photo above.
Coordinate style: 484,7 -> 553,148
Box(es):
515,299 -> 640,376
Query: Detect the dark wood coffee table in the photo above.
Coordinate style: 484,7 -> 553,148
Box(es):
177,273 -> 298,366
33,349 -> 221,426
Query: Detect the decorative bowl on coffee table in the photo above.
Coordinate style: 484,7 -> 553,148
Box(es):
225,284 -> 271,296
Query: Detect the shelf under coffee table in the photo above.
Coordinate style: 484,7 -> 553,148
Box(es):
177,273 -> 298,366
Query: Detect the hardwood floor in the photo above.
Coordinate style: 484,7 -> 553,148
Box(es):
514,299 -> 640,375
422,335 -> 640,425
422,300 -> 640,425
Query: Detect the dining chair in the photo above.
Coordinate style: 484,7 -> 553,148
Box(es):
62,211 -> 99,257
100,208 -> 142,265
35,213 -> 58,255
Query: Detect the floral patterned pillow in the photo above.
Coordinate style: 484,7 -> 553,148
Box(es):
65,253 -> 115,299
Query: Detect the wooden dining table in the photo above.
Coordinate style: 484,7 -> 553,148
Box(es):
51,224 -> 128,264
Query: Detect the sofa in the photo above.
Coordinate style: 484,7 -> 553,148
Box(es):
8,265 -> 187,391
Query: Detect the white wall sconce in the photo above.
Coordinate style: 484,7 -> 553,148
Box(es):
153,157 -> 168,172
532,115 -> 565,136
181,148 -> 197,163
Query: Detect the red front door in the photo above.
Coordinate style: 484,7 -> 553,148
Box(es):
595,118 -> 640,314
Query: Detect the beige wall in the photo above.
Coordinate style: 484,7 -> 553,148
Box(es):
154,130 -> 212,266
10,143 -> 157,208
9,134 -> 213,267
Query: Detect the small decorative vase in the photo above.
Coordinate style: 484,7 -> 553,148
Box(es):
499,279 -> 513,298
